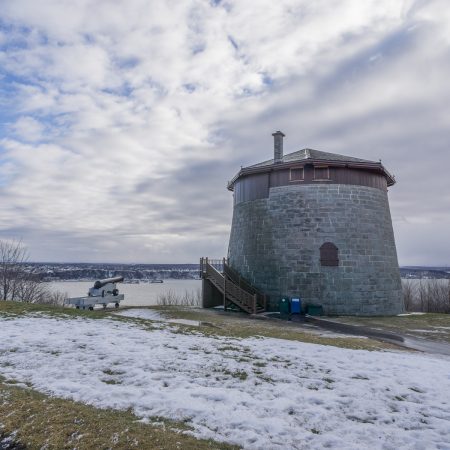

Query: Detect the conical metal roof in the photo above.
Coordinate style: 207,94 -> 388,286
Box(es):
247,148 -> 375,169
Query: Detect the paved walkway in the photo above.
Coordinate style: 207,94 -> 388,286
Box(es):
209,308 -> 450,357
400,336 -> 450,356
305,316 -> 450,357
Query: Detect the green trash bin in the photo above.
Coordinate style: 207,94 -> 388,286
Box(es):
279,298 -> 290,315
307,304 -> 323,316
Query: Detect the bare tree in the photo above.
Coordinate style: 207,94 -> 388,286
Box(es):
402,279 -> 417,311
0,239 -> 46,302
38,289 -> 68,306
0,239 -> 27,301
402,278 -> 450,313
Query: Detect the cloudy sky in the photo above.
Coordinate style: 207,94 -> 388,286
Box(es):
0,0 -> 449,265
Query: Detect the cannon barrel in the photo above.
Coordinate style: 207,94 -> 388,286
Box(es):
93,276 -> 124,289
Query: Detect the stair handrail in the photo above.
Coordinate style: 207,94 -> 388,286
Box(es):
223,262 -> 261,295
224,261 -> 267,310
204,260 -> 257,313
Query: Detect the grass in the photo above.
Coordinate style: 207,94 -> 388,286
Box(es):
222,370 -> 248,381
0,300 -> 405,351
0,301 -> 436,449
157,289 -> 201,307
0,377 -> 238,450
330,313 -> 450,343
0,299 -> 106,319
0,301 -> 161,335
149,306 -> 402,351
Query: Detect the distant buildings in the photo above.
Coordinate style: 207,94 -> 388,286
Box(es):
26,263 -> 200,282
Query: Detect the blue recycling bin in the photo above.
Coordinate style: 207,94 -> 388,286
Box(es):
291,298 -> 301,314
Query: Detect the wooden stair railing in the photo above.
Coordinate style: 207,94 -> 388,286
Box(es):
223,262 -> 267,311
200,257 -> 267,314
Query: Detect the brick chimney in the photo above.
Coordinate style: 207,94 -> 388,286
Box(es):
272,131 -> 285,163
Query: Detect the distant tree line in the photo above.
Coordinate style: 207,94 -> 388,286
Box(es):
38,268 -> 198,281
400,268 -> 450,279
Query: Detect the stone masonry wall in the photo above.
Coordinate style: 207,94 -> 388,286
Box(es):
228,184 -> 403,315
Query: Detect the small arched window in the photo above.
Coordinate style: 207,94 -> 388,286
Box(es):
320,242 -> 339,266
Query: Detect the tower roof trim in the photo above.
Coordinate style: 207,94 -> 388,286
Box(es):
227,148 -> 396,190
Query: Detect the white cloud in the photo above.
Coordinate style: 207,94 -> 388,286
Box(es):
10,116 -> 46,141
0,0 -> 449,264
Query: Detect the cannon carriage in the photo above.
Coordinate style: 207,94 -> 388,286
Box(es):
65,276 -> 125,310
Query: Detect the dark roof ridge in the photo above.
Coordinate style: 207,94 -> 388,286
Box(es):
247,147 -> 375,169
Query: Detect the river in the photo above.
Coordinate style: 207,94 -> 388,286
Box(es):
46,278 -> 448,308
45,279 -> 202,307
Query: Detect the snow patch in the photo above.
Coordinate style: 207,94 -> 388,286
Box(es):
0,315 -> 449,449
397,312 -> 426,316
114,308 -> 166,321
114,308 -> 200,326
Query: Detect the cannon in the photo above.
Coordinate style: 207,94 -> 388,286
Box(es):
90,276 -> 124,295
65,276 -> 125,310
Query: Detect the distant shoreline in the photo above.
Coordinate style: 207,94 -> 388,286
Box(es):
22,261 -> 450,281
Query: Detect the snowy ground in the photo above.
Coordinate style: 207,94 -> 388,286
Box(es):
0,313 -> 449,449
115,307 -> 201,326
115,308 -> 167,321
116,308 -> 365,339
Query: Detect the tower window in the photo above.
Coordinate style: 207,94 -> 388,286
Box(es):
314,166 -> 329,180
320,242 -> 339,266
289,167 -> 304,181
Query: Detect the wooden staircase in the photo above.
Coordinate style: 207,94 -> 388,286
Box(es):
200,258 -> 267,314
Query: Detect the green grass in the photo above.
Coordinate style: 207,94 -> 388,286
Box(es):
222,369 -> 248,380
0,299 -> 106,319
0,301 -> 415,449
0,300 -> 403,351
0,378 -> 238,450
331,313 -> 450,343
0,301 -> 159,332
147,306 -> 402,351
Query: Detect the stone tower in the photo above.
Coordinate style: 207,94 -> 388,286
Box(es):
227,132 -> 403,315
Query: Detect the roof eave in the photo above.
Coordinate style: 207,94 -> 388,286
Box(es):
383,165 -> 396,186
228,160 -> 395,190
